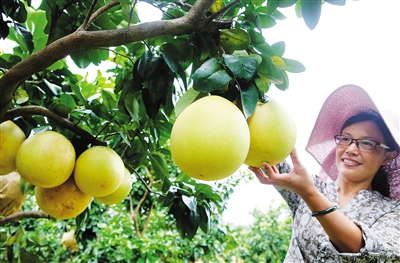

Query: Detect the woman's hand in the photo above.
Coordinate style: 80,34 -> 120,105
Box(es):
248,148 -> 317,198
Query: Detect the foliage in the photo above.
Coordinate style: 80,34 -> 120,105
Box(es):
1,180 -> 292,263
227,202 -> 292,262
0,0 -> 345,261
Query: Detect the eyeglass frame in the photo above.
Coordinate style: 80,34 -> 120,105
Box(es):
334,135 -> 392,151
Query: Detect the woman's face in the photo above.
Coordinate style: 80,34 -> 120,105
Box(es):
335,120 -> 390,185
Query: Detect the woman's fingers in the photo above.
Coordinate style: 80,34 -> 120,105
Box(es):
290,148 -> 303,169
248,166 -> 273,184
262,162 -> 279,178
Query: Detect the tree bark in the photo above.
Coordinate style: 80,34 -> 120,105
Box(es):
0,211 -> 49,226
0,0 -> 232,121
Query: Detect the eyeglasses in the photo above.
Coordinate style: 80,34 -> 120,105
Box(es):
334,135 -> 391,151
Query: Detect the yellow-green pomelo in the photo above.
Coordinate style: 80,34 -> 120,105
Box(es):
94,168 -> 132,205
35,177 -> 92,220
170,95 -> 250,181
73,146 -> 124,197
15,131 -> 76,188
244,97 -> 297,168
0,121 -> 26,175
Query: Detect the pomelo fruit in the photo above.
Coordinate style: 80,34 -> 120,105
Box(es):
170,95 -> 250,181
35,177 -> 92,220
0,121 -> 26,175
244,96 -> 297,168
73,146 -> 125,197
15,131 -> 76,188
94,168 -> 132,205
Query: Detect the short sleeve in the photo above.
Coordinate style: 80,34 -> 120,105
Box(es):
337,209 -> 400,262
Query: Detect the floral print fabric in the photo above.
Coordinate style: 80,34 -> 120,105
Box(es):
277,175 -> 400,263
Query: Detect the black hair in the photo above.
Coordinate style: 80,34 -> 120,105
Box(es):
340,111 -> 399,198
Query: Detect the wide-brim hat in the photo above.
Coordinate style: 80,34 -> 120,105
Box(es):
305,84 -> 400,200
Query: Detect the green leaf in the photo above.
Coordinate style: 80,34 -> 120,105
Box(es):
192,58 -> 232,93
193,70 -> 232,93
271,9 -> 287,20
220,28 -> 250,53
281,58 -> 306,73
1,1 -> 16,17
26,6 -> 48,52
150,152 -> 169,180
70,49 -> 109,69
59,93 -> 76,113
14,23 -> 33,53
257,55 -> 284,84
4,226 -> 24,246
259,14 -> 276,28
160,43 -> 187,89
142,88 -> 161,119
198,205 -> 211,234
0,18 -> 9,39
169,198 -> 199,240
301,0 -> 322,30
266,0 -> 279,15
162,191 -> 176,207
101,89 -> 117,110
137,51 -> 163,80
124,92 -> 139,122
47,60 -> 65,70
20,176 -> 34,194
278,0 -> 298,8
255,76 -> 270,99
248,29 -> 265,45
254,42 -> 275,57
44,79 -> 62,95
14,2 -> 28,23
275,71 -> 289,91
174,88 -> 207,117
271,41 -> 286,57
14,87 -> 29,104
195,184 -> 223,203
223,54 -> 258,81
210,0 -> 224,13
240,81 -> 259,119
159,43 -> 181,73
19,248 -> 43,263
182,195 -> 197,214
75,207 -> 90,232
275,70 -> 289,90
90,103 -> 113,120
325,0 -> 346,6
148,71 -> 169,102
70,84 -> 86,106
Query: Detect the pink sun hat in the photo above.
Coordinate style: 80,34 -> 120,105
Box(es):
305,84 -> 400,200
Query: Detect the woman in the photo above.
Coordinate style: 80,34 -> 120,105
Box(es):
249,85 -> 400,262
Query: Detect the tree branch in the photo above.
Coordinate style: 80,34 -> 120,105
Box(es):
78,0 -> 120,31
79,0 -> 99,31
0,211 -> 49,226
140,201 -> 154,237
0,0 -> 227,121
206,0 -> 241,22
4,106 -> 107,146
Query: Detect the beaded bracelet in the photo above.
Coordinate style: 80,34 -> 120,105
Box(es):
311,205 -> 339,217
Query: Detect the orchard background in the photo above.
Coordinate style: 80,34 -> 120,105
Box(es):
2,0 -> 343,262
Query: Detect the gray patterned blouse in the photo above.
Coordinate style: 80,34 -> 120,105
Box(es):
277,175 -> 400,263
